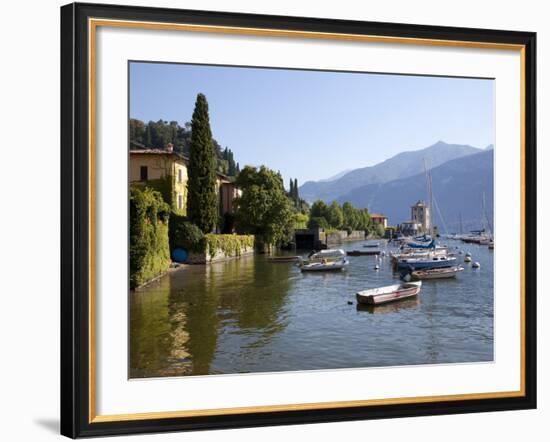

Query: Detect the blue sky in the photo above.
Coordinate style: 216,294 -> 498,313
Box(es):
130,62 -> 494,185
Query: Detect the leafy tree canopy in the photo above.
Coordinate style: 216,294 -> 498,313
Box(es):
234,165 -> 294,248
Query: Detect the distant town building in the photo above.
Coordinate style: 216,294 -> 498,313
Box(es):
370,213 -> 388,229
129,144 -> 240,220
411,200 -> 431,233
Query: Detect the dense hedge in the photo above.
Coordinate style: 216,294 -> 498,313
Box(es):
129,186 -> 171,289
204,234 -> 254,259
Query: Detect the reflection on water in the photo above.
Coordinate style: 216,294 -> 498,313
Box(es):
130,240 -> 493,378
356,297 -> 420,314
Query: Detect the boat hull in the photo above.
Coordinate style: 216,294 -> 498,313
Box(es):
397,257 -> 457,270
411,266 -> 464,280
347,250 -> 380,256
356,282 -> 422,305
300,259 -> 349,272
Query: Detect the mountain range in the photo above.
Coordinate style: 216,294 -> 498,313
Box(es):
299,141 -> 494,233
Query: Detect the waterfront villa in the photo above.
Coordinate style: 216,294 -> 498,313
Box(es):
129,143 -> 240,219
370,213 -> 388,229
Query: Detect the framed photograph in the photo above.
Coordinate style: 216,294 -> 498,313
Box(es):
60,2 -> 537,438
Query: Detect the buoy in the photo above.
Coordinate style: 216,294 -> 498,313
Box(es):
464,256 -> 472,263
472,261 -> 481,268
374,264 -> 380,270
172,248 -> 188,263
458,250 -> 463,255
465,252 -> 472,257
347,301 -> 353,305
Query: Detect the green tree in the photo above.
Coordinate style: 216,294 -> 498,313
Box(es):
326,201 -> 344,228
374,223 -> 386,238
342,201 -> 359,230
186,93 -> 218,233
234,165 -> 294,249
356,208 -> 371,231
310,200 -> 329,220
129,118 -> 146,145
307,216 -> 329,230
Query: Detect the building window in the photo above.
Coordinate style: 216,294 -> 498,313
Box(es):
178,168 -> 183,183
178,194 -> 183,210
140,166 -> 148,181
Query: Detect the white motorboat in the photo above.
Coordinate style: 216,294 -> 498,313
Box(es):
299,249 -> 349,272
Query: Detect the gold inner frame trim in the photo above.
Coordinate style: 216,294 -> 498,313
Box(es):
88,18 -> 527,424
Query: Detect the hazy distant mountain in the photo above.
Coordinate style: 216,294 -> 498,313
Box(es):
336,149 -> 494,233
317,169 -> 353,182
299,141 -> 482,203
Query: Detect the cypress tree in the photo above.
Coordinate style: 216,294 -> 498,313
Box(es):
186,93 -> 218,233
294,178 -> 299,201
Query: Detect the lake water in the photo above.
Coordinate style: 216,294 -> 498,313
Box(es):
129,239 -> 494,378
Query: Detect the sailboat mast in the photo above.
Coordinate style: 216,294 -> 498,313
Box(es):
429,171 -> 434,235
423,159 -> 434,236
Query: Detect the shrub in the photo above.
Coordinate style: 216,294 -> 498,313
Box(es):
129,186 -> 171,289
293,212 -> 309,229
169,214 -> 205,253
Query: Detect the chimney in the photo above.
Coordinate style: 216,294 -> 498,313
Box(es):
166,143 -> 174,153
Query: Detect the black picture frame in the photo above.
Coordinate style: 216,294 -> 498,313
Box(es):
61,2 -> 537,438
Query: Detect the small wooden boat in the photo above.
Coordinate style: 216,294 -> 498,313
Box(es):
356,281 -> 422,305
267,256 -> 300,263
411,266 -> 464,280
347,250 -> 380,256
300,258 -> 349,272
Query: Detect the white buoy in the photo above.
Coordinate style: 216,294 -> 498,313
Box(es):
374,264 -> 380,270
464,256 -> 472,263
472,261 -> 481,268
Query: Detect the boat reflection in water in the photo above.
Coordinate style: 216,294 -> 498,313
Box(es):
356,297 -> 420,314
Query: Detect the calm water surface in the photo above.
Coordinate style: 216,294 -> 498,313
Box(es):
130,239 -> 493,378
